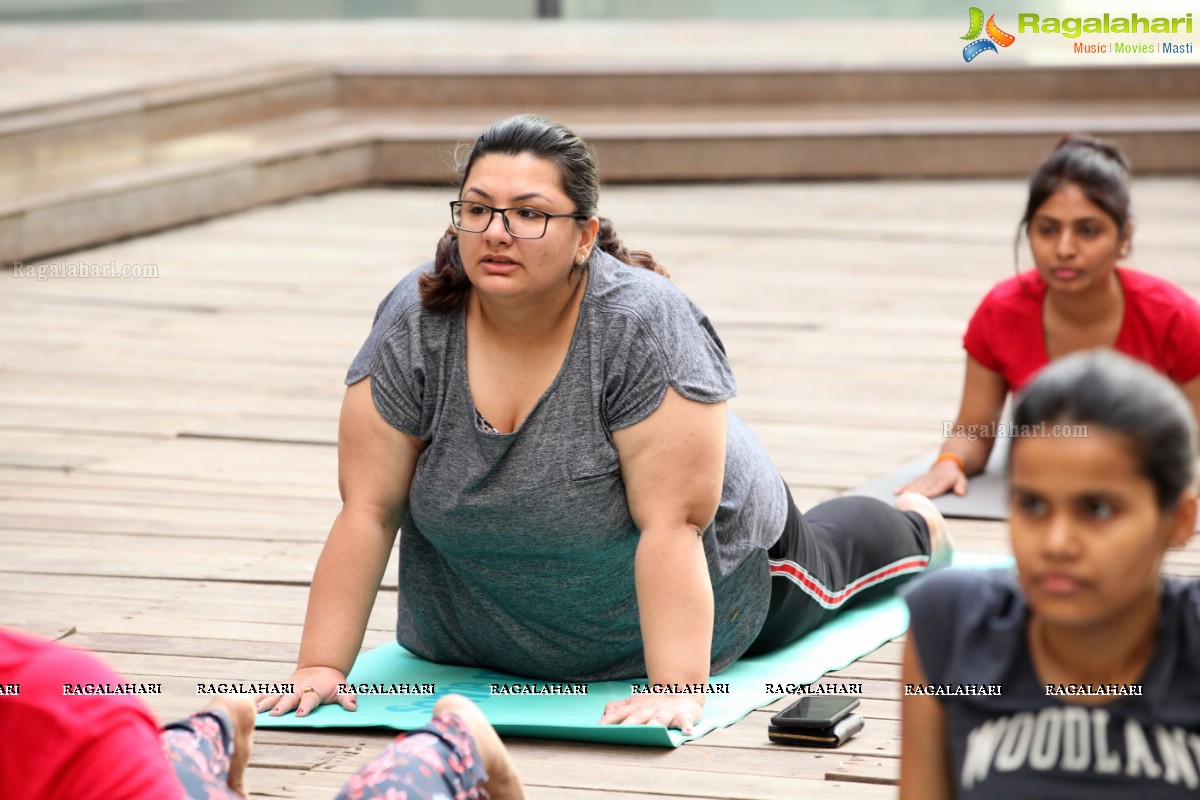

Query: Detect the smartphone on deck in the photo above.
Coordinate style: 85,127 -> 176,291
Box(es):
767,696 -> 863,748
769,696 -> 860,729
767,713 -> 863,747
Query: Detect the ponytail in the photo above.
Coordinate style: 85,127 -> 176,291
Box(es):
593,217 -> 669,278
418,229 -> 471,313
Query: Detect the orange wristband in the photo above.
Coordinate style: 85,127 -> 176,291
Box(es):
935,452 -> 965,472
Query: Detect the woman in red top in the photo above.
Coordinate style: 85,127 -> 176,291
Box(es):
901,134 -> 1200,499
0,627 -> 525,799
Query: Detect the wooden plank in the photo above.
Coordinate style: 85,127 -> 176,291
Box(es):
0,505 -> 329,541
0,530 -> 326,581
3,607 -> 380,647
826,756 -> 900,786
0,466 -> 337,501
0,480 -> 338,516
506,760 -> 898,799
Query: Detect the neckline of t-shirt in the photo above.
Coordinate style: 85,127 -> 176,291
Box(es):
457,265 -> 595,439
1017,574 -> 1172,710
1035,266 -> 1130,366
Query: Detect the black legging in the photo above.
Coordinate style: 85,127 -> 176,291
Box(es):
746,481 -> 932,655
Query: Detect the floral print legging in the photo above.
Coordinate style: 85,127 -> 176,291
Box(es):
161,709 -> 489,799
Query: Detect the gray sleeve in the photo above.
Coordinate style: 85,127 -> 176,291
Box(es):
601,282 -> 737,430
344,269 -> 430,437
903,570 -> 966,685
903,568 -> 1020,688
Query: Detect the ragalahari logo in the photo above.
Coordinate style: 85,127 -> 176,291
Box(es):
961,7 -> 1016,62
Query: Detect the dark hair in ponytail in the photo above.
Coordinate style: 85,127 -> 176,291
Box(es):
1022,133 -> 1132,232
1013,134 -> 1133,291
1011,350 -> 1196,511
595,217 -> 664,276
420,114 -> 667,312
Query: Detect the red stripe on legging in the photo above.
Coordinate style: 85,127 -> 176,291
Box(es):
767,556 -> 929,609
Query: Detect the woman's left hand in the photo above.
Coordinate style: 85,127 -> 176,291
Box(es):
599,694 -> 704,734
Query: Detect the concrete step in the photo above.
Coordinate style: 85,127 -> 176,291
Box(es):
3,62 -> 1198,263
338,62 -> 1200,107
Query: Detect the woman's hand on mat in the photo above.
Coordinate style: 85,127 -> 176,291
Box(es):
255,666 -> 356,717
896,459 -> 967,498
599,694 -> 704,735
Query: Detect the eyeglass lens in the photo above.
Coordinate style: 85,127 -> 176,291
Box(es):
452,202 -> 548,239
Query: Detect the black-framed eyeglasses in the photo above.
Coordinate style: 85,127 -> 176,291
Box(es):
449,201 -> 589,240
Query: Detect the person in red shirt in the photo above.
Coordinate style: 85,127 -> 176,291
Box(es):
0,627 -> 185,800
900,134 -> 1200,499
0,627 -> 525,799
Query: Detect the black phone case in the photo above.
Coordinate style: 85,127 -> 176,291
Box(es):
767,713 -> 864,748
769,696 -> 860,729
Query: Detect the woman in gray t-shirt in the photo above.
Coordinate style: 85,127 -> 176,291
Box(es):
258,115 -> 946,734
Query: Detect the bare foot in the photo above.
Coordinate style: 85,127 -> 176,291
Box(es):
895,492 -> 954,570
434,694 -> 526,800
204,695 -> 256,798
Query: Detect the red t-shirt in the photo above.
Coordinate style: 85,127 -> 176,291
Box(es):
0,628 -> 182,800
963,268 -> 1200,393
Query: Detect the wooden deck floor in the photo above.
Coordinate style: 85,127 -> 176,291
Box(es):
3,178 -> 1199,799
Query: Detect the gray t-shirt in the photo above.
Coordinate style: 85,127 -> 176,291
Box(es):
346,251 -> 788,681
905,568 -> 1200,798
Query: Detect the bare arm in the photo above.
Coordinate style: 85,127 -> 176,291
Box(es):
1184,376 -> 1200,441
600,386 -> 726,733
899,634 -> 954,800
898,355 -> 1007,498
1184,377 -> 1200,488
258,378 -> 424,716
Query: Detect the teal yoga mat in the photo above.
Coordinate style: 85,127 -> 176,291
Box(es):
256,552 -> 1013,747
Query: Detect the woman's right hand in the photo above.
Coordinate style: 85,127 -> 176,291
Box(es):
255,666 -> 356,717
251,381 -> 419,720
896,458 -> 968,499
